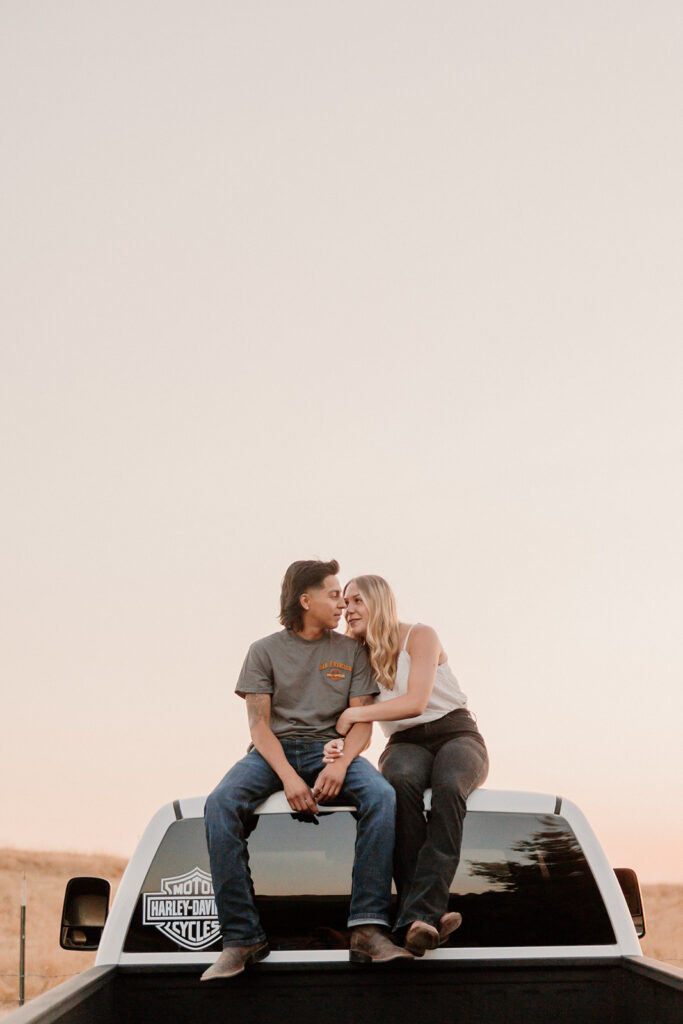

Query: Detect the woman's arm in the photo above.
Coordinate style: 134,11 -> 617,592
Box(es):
335,625 -> 441,735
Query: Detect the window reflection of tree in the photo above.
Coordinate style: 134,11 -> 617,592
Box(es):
466,816 -> 586,892
443,817 -> 615,947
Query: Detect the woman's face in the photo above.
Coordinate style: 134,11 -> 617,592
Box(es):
344,581 -> 369,639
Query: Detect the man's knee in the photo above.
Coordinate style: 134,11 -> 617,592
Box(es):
348,764 -> 396,814
205,784 -> 238,823
205,772 -> 251,823
363,774 -> 396,820
375,771 -> 396,803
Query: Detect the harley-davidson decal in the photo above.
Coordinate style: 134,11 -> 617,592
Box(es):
142,867 -> 219,950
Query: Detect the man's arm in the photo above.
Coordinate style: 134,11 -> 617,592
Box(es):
338,694 -> 374,758
312,695 -> 374,803
246,694 -> 319,814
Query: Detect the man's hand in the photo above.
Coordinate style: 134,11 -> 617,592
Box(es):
283,771 -> 319,814
312,761 -> 348,803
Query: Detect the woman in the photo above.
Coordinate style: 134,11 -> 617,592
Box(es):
325,575 -> 489,956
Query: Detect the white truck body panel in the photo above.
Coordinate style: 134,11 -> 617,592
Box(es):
97,789 -> 642,967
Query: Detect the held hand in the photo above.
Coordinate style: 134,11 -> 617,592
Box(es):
312,761 -> 348,803
283,771 -> 318,814
322,738 -> 345,764
335,708 -> 358,736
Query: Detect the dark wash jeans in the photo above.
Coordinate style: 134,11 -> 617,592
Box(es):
204,741 -> 397,947
378,709 -> 489,931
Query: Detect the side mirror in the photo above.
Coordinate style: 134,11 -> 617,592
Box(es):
60,877 -> 111,950
614,867 -> 646,938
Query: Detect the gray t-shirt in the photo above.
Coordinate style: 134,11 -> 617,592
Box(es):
235,629 -> 378,742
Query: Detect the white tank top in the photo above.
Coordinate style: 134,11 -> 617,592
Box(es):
376,624 -> 468,737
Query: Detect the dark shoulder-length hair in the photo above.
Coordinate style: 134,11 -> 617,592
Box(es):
280,559 -> 340,631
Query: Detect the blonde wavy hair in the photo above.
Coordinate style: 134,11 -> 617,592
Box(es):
344,575 -> 400,691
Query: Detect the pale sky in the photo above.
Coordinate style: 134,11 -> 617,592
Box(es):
1,2 -> 682,882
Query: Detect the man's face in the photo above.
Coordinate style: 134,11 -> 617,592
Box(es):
301,575 -> 346,630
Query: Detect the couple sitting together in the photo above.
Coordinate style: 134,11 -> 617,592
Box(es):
202,558 -> 489,981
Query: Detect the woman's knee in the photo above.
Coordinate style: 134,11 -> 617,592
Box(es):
381,762 -> 418,794
381,751 -> 431,796
432,758 -> 487,809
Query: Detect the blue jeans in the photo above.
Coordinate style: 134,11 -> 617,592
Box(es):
204,741 -> 397,946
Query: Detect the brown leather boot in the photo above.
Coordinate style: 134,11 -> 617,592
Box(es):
404,920 -> 440,956
438,911 -> 463,945
200,940 -> 269,981
350,925 -> 414,964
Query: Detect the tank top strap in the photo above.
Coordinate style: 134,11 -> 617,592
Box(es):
402,623 -> 418,651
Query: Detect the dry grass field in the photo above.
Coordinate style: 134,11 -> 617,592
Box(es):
1,849 -> 127,1019
1,847 -> 681,1018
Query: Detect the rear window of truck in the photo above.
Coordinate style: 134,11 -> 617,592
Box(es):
123,811 -> 615,952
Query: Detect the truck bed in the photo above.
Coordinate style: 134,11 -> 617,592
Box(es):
12,957 -> 683,1024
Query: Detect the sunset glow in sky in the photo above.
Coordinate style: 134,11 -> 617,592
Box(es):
2,2 -> 682,882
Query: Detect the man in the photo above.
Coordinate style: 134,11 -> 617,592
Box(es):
202,559 -> 412,980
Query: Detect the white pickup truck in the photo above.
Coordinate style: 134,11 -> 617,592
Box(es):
6,789 -> 682,1023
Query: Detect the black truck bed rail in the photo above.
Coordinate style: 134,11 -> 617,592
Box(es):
7,957 -> 683,1024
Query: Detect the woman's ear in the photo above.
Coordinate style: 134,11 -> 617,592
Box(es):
300,592 -> 310,611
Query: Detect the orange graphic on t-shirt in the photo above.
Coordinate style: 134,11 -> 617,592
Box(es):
326,670 -> 346,682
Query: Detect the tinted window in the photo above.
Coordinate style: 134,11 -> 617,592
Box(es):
445,812 -> 615,947
123,811 -> 614,952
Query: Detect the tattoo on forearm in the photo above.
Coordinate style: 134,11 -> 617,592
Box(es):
246,694 -> 270,730
356,695 -> 374,706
